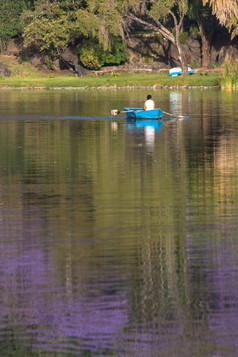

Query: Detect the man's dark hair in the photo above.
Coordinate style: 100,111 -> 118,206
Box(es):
147,95 -> 152,100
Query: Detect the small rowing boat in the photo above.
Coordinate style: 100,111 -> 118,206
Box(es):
111,107 -> 185,119
124,107 -> 164,119
169,67 -> 194,76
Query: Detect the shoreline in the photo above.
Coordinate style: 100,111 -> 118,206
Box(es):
0,85 -> 221,90
0,56 -> 222,89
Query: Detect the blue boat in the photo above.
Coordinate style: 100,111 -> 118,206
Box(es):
124,107 -> 164,119
169,67 -> 194,76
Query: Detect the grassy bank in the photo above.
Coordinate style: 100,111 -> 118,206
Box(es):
220,62 -> 238,89
0,55 -> 222,89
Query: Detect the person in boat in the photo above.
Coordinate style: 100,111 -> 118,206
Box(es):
144,94 -> 155,111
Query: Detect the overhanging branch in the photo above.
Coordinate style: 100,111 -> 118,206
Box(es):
127,12 -> 175,44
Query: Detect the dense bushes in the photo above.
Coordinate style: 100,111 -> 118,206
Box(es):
78,38 -> 128,70
0,0 -> 23,51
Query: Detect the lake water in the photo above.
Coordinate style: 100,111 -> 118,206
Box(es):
0,88 -> 238,357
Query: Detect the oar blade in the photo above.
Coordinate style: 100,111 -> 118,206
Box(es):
163,110 -> 186,119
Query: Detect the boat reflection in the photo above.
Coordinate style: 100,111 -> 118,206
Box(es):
126,119 -> 163,151
126,118 -> 163,132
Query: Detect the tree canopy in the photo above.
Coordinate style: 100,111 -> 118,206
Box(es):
0,0 -> 237,71
203,0 -> 238,25
203,0 -> 238,37
0,0 -> 23,51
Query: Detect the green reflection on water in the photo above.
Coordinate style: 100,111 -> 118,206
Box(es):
1,89 -> 238,356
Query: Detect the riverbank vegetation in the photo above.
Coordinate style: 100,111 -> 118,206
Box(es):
0,72 -> 222,89
221,62 -> 238,89
0,55 -> 221,89
0,0 -> 238,79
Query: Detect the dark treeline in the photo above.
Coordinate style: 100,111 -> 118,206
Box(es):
1,0 -> 238,74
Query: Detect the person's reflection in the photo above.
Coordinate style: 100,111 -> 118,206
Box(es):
144,126 -> 156,149
111,121 -> 118,131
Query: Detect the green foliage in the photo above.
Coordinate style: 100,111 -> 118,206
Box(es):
211,60 -> 218,69
86,0 -> 123,47
74,9 -> 99,39
18,51 -> 30,63
0,0 -> 23,51
191,61 -> 199,68
221,62 -> 238,89
144,56 -> 154,63
179,31 -> 188,44
22,1 -> 101,59
154,33 -> 164,44
150,0 -> 176,20
78,37 -> 128,70
46,58 -> 54,70
23,0 -> 36,10
23,13 -> 73,57
189,24 -> 199,36
22,0 -> 126,64
79,45 -> 103,70
103,38 -> 128,65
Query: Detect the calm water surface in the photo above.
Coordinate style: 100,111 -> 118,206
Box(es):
0,89 -> 238,356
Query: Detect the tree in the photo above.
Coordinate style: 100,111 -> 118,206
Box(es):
22,0 -> 191,73
23,13 -> 74,57
22,1 -> 99,57
22,0 -> 127,68
203,0 -> 238,37
189,0 -> 217,67
123,0 -> 190,74
0,0 -> 24,52
203,0 -> 238,25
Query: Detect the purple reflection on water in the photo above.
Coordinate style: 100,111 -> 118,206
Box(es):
0,234 -> 129,355
1,207 -> 238,356
186,228 -> 238,356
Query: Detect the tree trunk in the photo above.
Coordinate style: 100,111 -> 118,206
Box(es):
175,25 -> 188,75
170,10 -> 188,75
200,35 -> 211,67
195,0 -> 215,67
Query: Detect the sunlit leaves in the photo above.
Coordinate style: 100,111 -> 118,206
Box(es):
23,13 -> 73,55
83,0 -> 124,49
22,0 -> 124,57
203,0 -> 238,27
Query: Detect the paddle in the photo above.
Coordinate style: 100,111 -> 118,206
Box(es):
162,110 -> 185,119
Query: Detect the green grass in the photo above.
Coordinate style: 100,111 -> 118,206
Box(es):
0,55 -> 222,89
